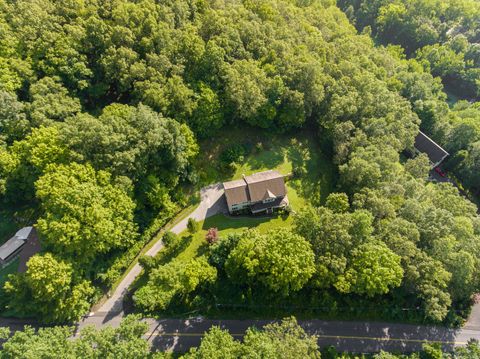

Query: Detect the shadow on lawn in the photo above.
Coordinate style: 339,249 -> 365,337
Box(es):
201,214 -> 283,232
245,149 -> 285,172
286,137 -> 335,206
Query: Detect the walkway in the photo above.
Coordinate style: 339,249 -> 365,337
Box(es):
81,183 -> 226,326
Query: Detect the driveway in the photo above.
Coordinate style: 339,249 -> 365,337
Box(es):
4,182 -> 480,354
80,183 -> 226,326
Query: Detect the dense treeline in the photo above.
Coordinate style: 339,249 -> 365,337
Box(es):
1,316 -> 480,358
338,0 -> 480,196
0,0 -> 479,323
338,0 -> 480,99
127,0 -> 480,323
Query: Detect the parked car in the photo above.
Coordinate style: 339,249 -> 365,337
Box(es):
434,166 -> 447,177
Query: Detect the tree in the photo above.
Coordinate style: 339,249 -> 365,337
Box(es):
241,317 -> 320,359
404,154 -> 431,179
335,242 -> 404,297
60,103 -> 198,180
162,231 -> 180,248
183,317 -> 320,359
182,326 -> 241,359
205,227 -> 219,245
188,83 -> 224,137
188,218 -> 200,233
3,253 -> 94,323
1,126 -> 71,204
0,91 -> 29,144
225,229 -> 315,295
134,257 -> 217,312
325,193 -> 350,213
28,76 -> 81,127
0,315 -> 149,358
35,162 -> 138,266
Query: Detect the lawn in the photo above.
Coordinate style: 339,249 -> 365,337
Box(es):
174,126 -> 336,264
129,126 -> 338,318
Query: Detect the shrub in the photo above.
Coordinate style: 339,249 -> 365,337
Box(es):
205,227 -> 219,245
209,233 -> 241,269
162,231 -> 179,248
187,218 -> 200,233
220,144 -> 246,164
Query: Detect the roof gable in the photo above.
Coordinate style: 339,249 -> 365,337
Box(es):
414,131 -> 449,164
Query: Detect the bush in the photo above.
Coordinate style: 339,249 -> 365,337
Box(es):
138,255 -> 157,272
162,231 -> 179,248
187,218 -> 200,233
205,227 -> 219,245
220,144 -> 246,164
209,233 -> 241,269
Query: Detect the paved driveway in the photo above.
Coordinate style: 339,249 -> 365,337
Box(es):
81,183 -> 226,326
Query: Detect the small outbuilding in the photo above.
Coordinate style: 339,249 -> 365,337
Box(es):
414,131 -> 449,168
0,226 -> 37,268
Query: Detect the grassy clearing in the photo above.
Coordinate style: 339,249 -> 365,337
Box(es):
169,127 -> 335,264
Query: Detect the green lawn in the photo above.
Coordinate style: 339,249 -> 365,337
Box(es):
169,127 -> 336,264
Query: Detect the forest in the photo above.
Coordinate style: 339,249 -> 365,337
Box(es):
338,0 -> 480,198
0,0 -> 479,332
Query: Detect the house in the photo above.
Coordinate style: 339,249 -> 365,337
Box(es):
223,170 -> 288,215
0,227 -> 36,268
414,131 -> 449,168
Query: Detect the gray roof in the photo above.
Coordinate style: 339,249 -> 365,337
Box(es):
0,237 -> 25,261
244,170 -> 286,203
0,227 -> 33,261
15,226 -> 33,240
414,131 -> 449,165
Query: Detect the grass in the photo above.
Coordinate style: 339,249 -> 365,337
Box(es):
171,126 -> 335,264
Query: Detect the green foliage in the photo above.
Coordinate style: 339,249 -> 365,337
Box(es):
134,257 -> 217,312
3,253 -> 94,323
325,193 -> 350,213
225,229 -> 315,295
335,242 -> 404,297
35,162 -> 138,267
1,126 -> 70,203
0,315 -> 149,358
163,231 -> 180,248
187,218 -> 200,233
183,317 -> 320,359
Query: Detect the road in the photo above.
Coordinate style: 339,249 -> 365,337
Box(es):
3,182 -> 480,354
78,314 -> 480,353
82,183 -> 227,323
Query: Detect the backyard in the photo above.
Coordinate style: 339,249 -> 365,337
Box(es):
176,126 -> 336,265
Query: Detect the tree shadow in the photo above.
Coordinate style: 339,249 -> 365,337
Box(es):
286,137 -> 336,206
202,214 -> 282,232
245,149 -> 285,172
156,235 -> 194,265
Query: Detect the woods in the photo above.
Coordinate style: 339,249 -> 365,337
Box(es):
0,0 -> 478,329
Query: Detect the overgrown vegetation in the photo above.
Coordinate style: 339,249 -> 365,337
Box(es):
338,0 -> 480,199
0,0 -> 478,328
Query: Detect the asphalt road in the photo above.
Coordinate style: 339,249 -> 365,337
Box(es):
76,314 -> 480,353
3,182 -> 480,354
